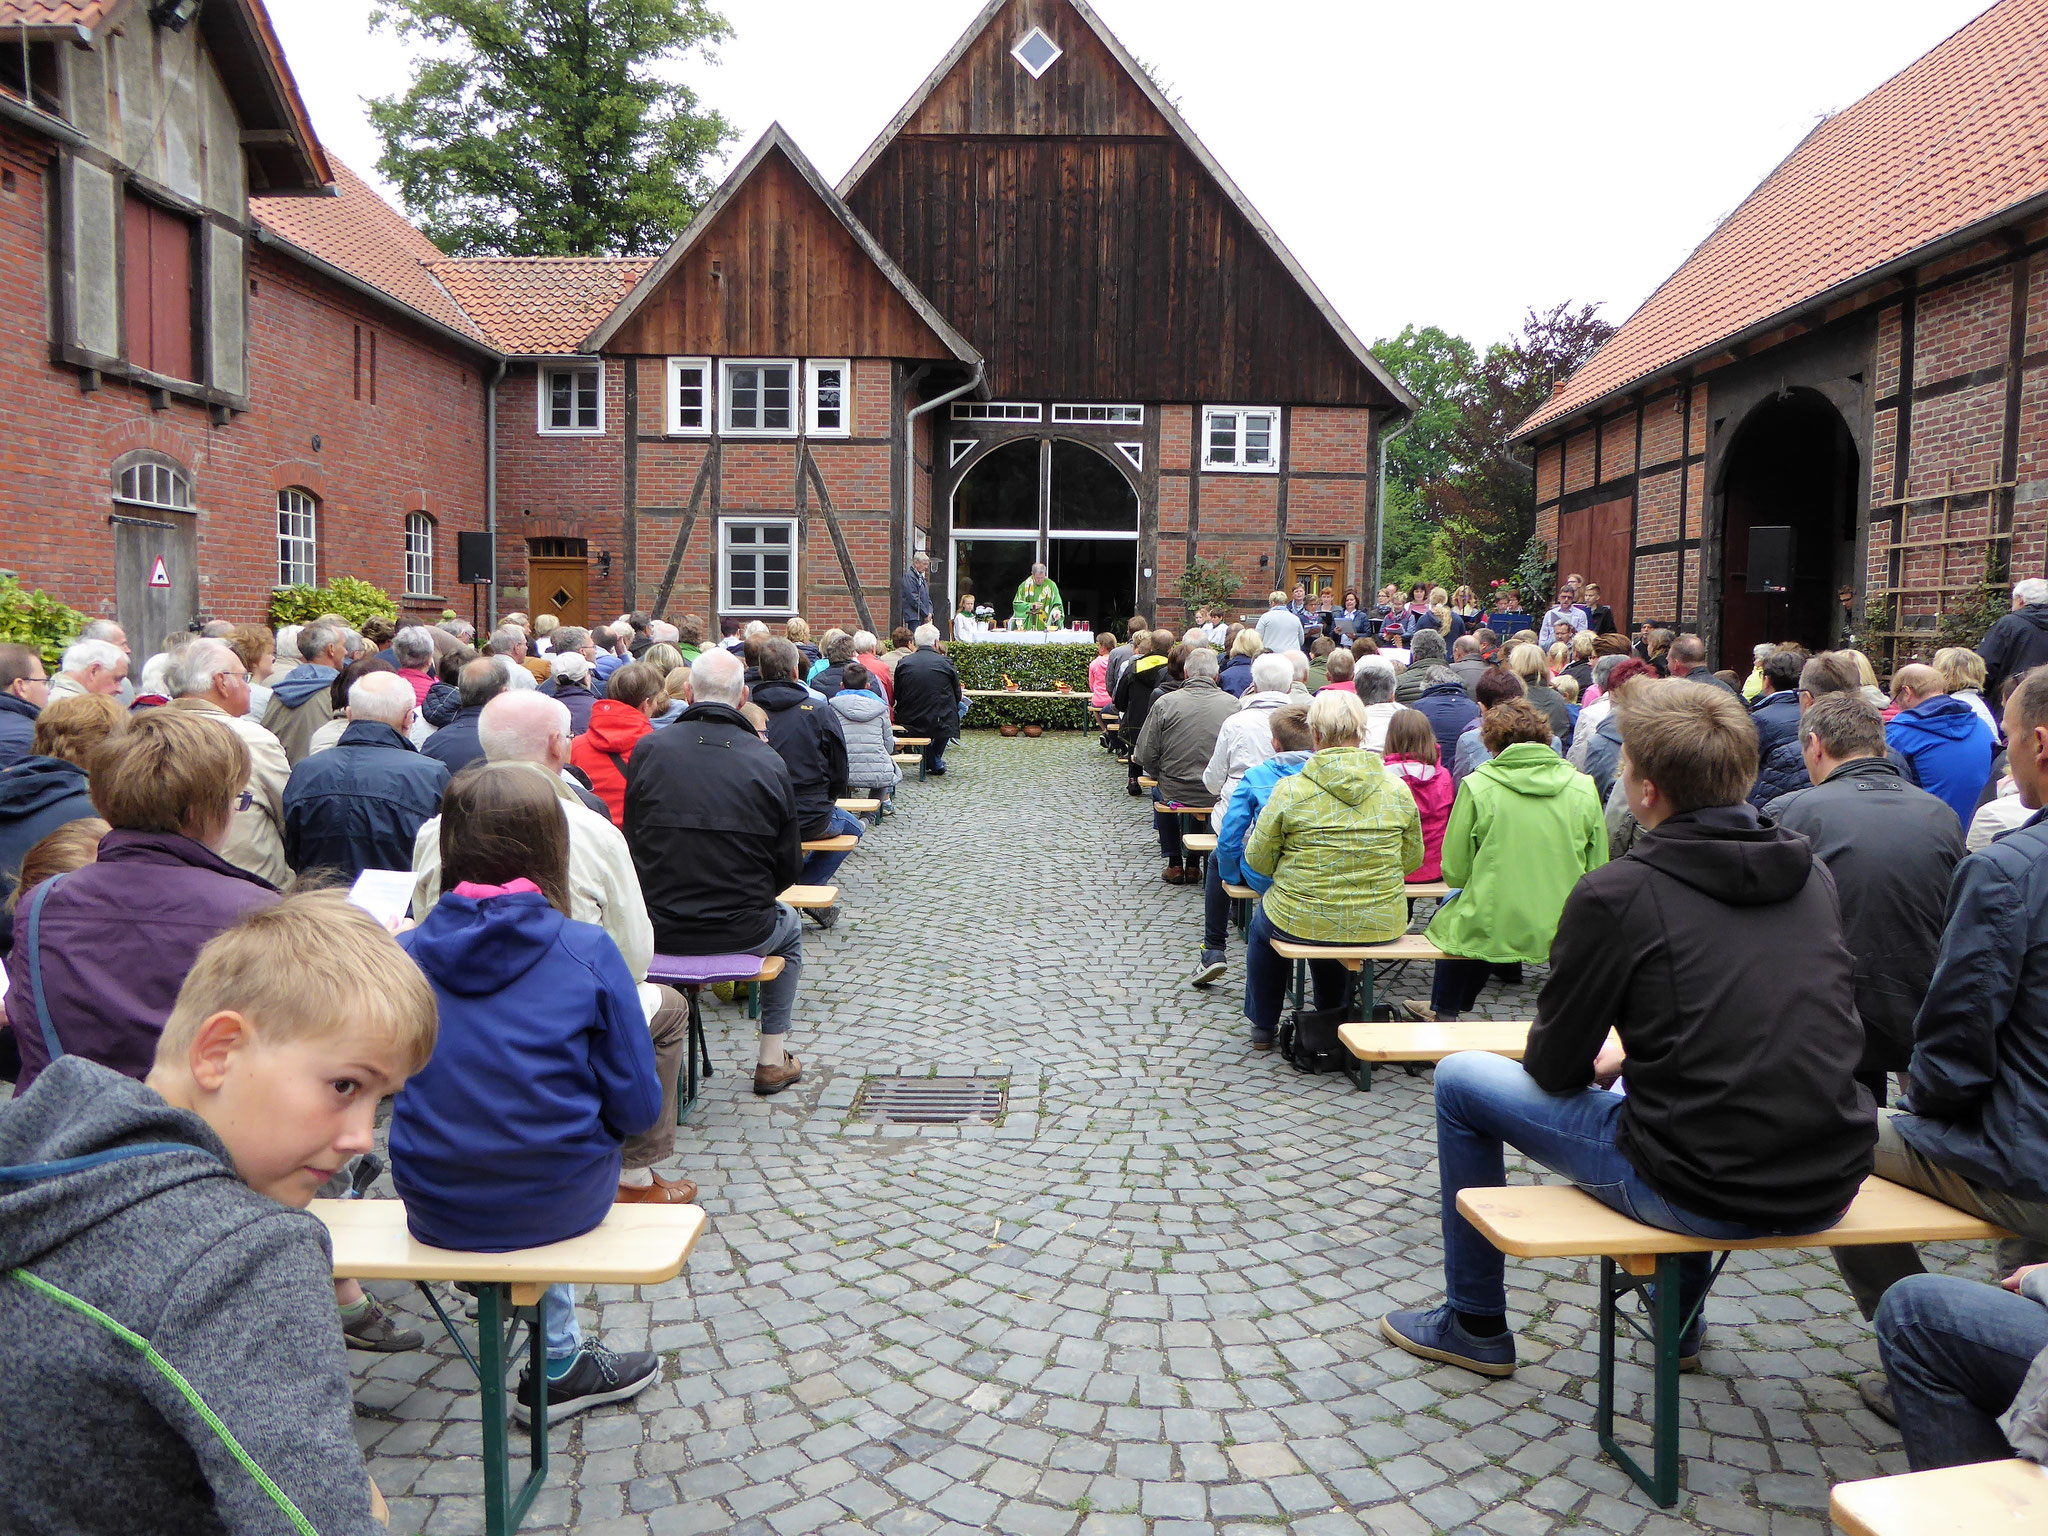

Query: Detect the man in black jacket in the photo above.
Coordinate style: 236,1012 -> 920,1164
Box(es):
624,649 -> 806,1096
1978,578 -> 2048,695
1773,693 -> 1963,1101
282,673 -> 450,879
1382,680 -> 1875,1378
1834,665 -> 2048,1322
419,656 -> 508,773
894,625 -> 964,775
753,638 -> 858,916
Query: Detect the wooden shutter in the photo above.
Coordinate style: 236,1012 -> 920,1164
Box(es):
122,191 -> 195,382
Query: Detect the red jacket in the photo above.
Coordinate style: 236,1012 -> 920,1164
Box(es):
1387,756 -> 1455,882
857,653 -> 895,713
571,700 -> 655,826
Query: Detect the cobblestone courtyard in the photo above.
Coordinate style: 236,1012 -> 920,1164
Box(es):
352,732 -> 1991,1536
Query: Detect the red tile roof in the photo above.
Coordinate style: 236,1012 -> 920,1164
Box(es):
0,1 -> 119,28
430,256 -> 652,355
1518,0 -> 2048,440
251,161 -> 491,347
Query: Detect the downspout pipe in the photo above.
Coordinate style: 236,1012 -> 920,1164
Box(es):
1373,411 -> 1413,597
485,358 -> 506,630
903,359 -> 986,612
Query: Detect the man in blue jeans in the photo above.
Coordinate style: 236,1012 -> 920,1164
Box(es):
1381,681 -> 1877,1375
1876,1267 -> 2048,1468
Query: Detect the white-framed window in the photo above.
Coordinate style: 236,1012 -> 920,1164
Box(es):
1011,25 -> 1061,78
1202,406 -> 1281,472
1114,442 -> 1144,471
667,357 -> 711,436
116,460 -> 192,510
539,363 -> 603,434
721,359 -> 797,435
1051,403 -> 1144,425
806,359 -> 850,436
277,488 -> 318,588
953,401 -> 1041,421
720,518 -> 797,614
949,439 -> 977,466
404,512 -> 435,596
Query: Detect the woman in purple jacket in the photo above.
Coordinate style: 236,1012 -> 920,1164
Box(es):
8,709 -> 278,1093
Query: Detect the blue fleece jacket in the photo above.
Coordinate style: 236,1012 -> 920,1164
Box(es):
1886,695 -> 1997,829
391,889 -> 661,1252
266,662 -> 337,708
1215,750 -> 1312,889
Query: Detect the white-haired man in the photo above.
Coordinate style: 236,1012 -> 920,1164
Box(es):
410,692 -> 698,1203
262,620 -> 350,764
166,639 -> 291,888
392,625 -> 438,704
282,671 -> 449,878
893,624 -> 963,775
1979,576 -> 2048,696
47,638 -> 125,703
626,649 -> 808,1097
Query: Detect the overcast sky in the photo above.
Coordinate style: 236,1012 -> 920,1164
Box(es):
269,0 -> 1995,352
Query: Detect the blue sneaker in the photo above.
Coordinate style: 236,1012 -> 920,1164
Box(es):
1379,1305 -> 1517,1378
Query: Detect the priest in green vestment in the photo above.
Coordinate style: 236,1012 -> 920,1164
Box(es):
1012,563 -> 1065,630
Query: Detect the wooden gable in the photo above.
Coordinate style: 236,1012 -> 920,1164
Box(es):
840,0 -> 1410,409
599,139 -> 969,362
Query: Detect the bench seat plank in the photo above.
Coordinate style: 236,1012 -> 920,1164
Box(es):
891,753 -> 923,765
1831,1458 -> 2048,1536
318,1200 -> 706,1290
836,798 -> 881,814
1221,882 -> 1257,900
1340,1020 -> 1532,1061
1182,833 -> 1219,853
1270,934 -> 1445,965
1456,1176 -> 2010,1261
777,884 -> 839,908
800,834 -> 860,853
1404,881 -> 1452,900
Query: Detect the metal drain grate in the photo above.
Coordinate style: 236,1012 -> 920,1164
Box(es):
853,1076 -> 1008,1125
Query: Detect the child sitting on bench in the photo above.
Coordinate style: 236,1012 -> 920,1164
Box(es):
0,891 -> 437,1533
1380,680 -> 1875,1377
392,760 -> 666,1425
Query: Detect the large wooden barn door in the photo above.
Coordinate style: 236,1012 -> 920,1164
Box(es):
1556,497 -> 1632,625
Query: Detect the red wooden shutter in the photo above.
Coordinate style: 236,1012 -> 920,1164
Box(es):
122,191 -> 195,382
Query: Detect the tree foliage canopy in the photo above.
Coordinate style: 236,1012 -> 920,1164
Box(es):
369,0 -> 737,257
1373,303 -> 1615,592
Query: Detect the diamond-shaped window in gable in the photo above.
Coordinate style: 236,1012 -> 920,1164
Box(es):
1012,26 -> 1061,79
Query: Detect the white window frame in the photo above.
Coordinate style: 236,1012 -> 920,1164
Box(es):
1051,403 -> 1144,425
719,517 -> 799,615
666,356 -> 712,436
805,358 -> 851,437
404,512 -> 435,596
952,401 -> 1042,422
1114,441 -> 1144,472
720,358 -> 798,437
1201,406 -> 1282,473
1011,25 -> 1062,78
538,362 -> 605,435
115,460 -> 192,510
949,438 -> 978,467
277,488 -> 318,589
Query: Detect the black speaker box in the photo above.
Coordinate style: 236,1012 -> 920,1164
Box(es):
1749,525 -> 1794,593
457,531 -> 494,585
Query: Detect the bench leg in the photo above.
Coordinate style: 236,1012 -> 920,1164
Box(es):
1342,964 -> 1374,1092
474,1284 -> 550,1536
678,987 -> 707,1124
1597,1255 -> 1684,1508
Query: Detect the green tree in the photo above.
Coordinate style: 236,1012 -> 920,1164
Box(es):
1371,324 -> 1477,589
369,0 -> 737,256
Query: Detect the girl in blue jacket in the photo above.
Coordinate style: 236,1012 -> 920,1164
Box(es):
391,761 -> 665,1425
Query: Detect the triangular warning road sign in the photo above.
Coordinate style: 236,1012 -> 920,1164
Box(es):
148,556 -> 170,588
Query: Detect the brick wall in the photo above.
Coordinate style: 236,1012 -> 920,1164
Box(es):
0,123 -> 486,629
493,360 -> 630,620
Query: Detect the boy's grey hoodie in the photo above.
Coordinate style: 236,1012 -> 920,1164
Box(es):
0,1056 -> 379,1534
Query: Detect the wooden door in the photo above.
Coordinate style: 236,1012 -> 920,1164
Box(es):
529,558 -> 588,627
1556,497 -> 1632,624
1286,543 -> 1345,605
111,509 -> 197,674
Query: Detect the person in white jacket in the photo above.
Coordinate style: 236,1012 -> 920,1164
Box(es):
407,691 -> 697,1203
1202,654 -> 1295,809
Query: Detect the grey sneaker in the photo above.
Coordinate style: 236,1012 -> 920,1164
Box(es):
342,1295 -> 425,1353
1857,1373 -> 1898,1425
1189,949 -> 1227,987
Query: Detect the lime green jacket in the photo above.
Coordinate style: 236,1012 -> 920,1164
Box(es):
1245,747 -> 1423,943
1425,741 -> 1608,963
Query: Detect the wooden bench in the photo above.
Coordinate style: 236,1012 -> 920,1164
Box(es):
890,746 -> 931,780
320,1199 -> 707,1536
777,884 -> 838,909
645,953 -> 786,1115
1456,1178 -> 2012,1508
1182,832 -> 1218,854
1137,775 -> 1158,789
1338,1018 -> 1532,1088
1404,880 -> 1452,901
1830,1458 -> 2048,1536
836,797 -> 881,815
1267,933 -> 1446,1081
800,833 -> 860,853
1222,879 -> 1256,935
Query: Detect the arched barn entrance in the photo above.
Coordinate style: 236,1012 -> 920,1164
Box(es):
1717,389 -> 1860,664
950,438 -> 1138,629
